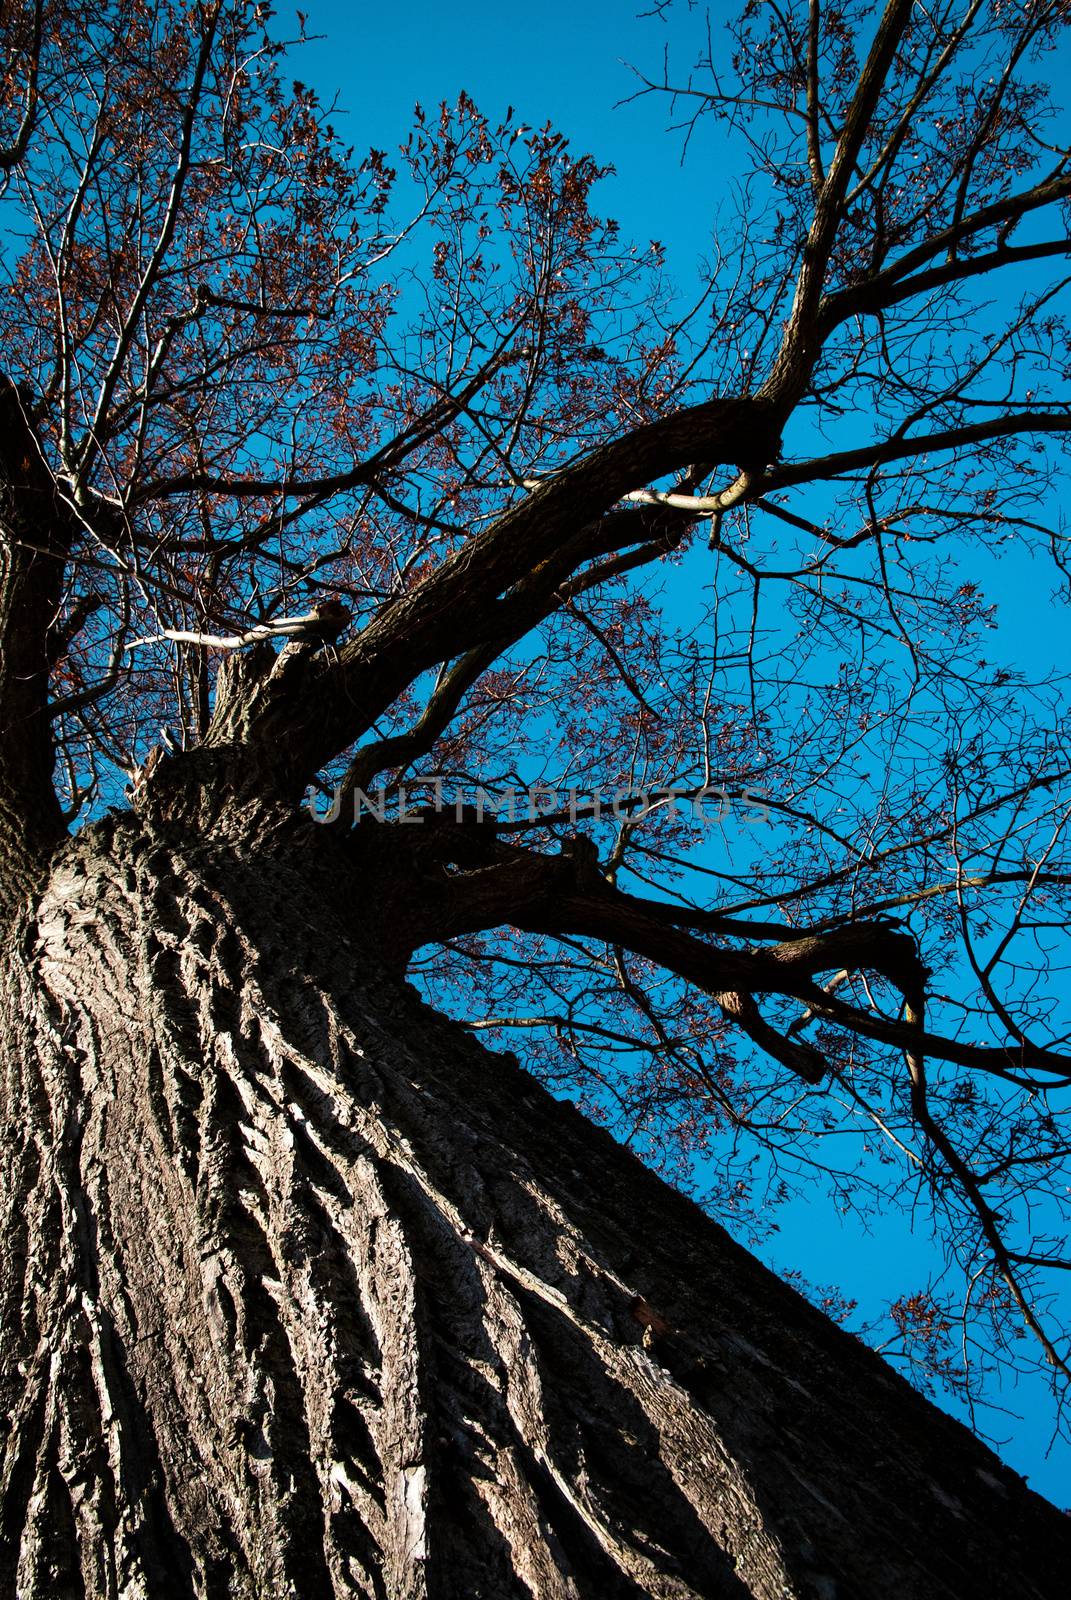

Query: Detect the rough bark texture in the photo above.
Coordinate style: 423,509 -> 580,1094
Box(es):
1,814 -> 1068,1598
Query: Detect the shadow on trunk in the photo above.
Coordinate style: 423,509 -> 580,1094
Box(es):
0,812 -> 1067,1598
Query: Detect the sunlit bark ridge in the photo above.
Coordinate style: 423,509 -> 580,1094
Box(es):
4,0 -> 1071,1590
1,814 -> 1067,1597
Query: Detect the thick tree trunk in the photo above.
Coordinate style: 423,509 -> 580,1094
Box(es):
0,814 -> 1067,1599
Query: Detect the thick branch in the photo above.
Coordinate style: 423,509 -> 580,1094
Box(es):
298,399 -> 770,765
175,434 -> 754,810
367,823 -> 931,1084
822,170 -> 1071,331
763,411 -> 1071,494
343,502 -> 698,796
762,0 -> 916,408
364,821 -> 1071,1092
0,380 -> 69,911
823,236 -> 1071,329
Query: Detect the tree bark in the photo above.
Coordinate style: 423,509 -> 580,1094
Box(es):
0,380 -> 69,913
1,814 -> 1067,1599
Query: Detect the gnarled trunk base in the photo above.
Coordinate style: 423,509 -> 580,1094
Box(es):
1,815 -> 1067,1598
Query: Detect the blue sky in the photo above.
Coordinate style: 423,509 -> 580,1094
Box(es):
298,2 -> 716,269
295,1 -> 1070,1502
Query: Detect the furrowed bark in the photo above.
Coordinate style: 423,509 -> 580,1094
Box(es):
1,811 -> 1067,1598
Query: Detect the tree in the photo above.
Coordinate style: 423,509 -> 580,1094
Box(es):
2,0 -> 1071,1592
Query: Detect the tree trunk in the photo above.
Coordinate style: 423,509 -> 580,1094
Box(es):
1,813 -> 1067,1600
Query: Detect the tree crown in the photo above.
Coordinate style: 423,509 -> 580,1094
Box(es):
3,0 -> 1071,1476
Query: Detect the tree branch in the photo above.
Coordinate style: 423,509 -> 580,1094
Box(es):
0,380 -> 70,911
368,822 -> 933,1086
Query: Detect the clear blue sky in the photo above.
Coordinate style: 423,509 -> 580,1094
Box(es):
296,1 -> 1069,1503
299,1 -> 716,271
